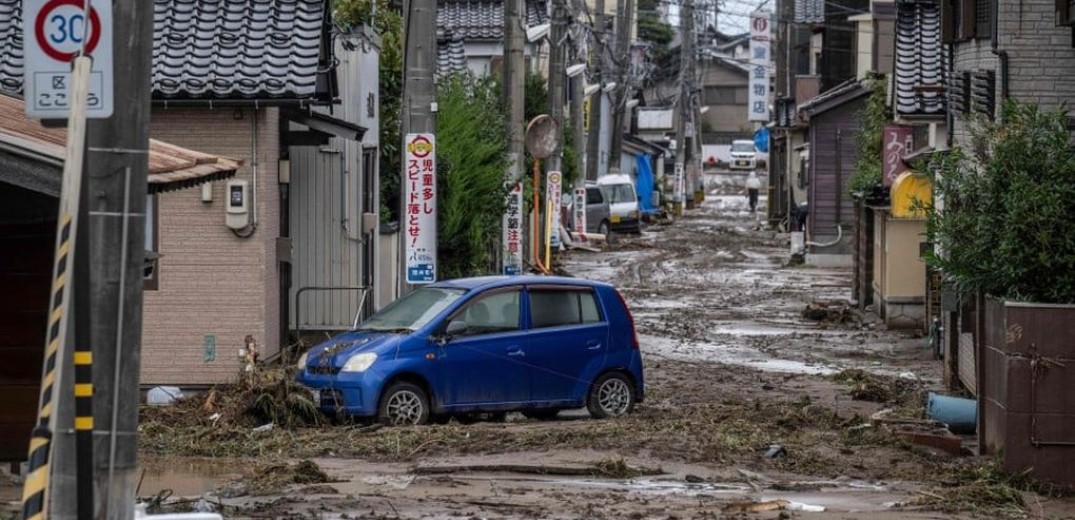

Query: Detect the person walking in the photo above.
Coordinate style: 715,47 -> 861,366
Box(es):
746,171 -> 761,213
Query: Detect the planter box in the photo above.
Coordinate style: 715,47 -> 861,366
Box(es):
982,299 -> 1075,486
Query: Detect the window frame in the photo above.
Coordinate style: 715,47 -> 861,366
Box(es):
526,285 -> 606,330
444,287 -> 524,338
144,194 -> 159,291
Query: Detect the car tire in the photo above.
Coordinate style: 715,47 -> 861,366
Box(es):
378,382 -> 430,426
522,409 -> 561,421
598,220 -> 610,237
587,372 -> 635,419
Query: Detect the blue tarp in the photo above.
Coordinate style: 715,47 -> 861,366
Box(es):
754,127 -> 770,153
636,154 -> 658,214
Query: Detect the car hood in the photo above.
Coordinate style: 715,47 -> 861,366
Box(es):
306,331 -> 402,368
730,152 -> 755,157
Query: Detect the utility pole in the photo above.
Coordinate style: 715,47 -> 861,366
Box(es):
586,0 -> 606,180
548,0 -> 568,172
504,0 -> 525,180
674,0 -> 695,214
607,0 -> 635,173
66,0 -> 154,518
399,0 -> 436,292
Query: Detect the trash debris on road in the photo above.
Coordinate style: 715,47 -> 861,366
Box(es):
763,444 -> 788,458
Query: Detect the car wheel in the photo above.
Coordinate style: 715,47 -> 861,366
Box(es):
378,382 -> 430,426
522,409 -> 561,421
587,372 -> 635,419
598,220 -> 610,236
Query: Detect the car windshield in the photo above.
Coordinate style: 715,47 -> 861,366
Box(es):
356,287 -> 466,332
603,184 -> 636,204
731,142 -> 755,153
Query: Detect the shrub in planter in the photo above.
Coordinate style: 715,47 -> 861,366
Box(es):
926,101 -> 1075,304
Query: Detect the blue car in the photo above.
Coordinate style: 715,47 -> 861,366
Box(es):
296,276 -> 645,425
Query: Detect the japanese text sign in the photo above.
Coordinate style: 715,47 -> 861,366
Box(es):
404,133 -> 437,284
748,11 -> 771,122
573,187 -> 587,235
883,125 -> 914,187
546,171 -> 563,247
502,182 -> 523,275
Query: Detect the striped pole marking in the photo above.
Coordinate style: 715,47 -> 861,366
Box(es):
21,215 -> 73,520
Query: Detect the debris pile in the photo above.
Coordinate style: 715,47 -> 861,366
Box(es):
801,300 -> 857,326
246,460 -> 332,495
832,368 -> 922,406
140,367 -> 323,430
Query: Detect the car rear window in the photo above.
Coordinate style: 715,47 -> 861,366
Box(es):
530,289 -> 603,328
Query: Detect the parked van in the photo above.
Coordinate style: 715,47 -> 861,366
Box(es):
296,276 -> 645,425
596,174 -> 641,234
729,140 -> 757,170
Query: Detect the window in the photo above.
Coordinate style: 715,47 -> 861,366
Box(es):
357,287 -> 466,331
975,0 -> 992,39
455,290 -> 521,336
530,289 -> 603,329
144,194 -> 159,290
586,187 -> 604,205
703,86 -> 748,105
601,184 -> 636,204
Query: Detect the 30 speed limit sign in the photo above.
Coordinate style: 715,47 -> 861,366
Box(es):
22,0 -> 113,119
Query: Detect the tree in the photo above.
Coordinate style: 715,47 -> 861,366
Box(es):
637,0 -> 674,71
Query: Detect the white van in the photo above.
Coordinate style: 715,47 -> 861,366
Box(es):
729,140 -> 757,170
596,174 -> 641,234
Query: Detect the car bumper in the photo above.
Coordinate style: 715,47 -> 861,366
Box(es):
729,159 -> 756,169
609,217 -> 641,233
296,371 -> 379,416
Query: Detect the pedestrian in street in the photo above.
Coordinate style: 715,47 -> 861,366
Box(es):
746,171 -> 761,213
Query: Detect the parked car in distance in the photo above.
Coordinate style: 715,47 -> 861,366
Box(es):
729,140 -> 757,171
296,276 -> 645,425
596,174 -> 641,234
582,183 -> 611,236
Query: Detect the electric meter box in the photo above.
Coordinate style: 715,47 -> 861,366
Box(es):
225,180 -> 250,230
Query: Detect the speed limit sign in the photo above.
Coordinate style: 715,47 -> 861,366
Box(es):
22,0 -> 113,119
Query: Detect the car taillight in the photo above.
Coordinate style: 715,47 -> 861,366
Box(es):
614,289 -> 640,350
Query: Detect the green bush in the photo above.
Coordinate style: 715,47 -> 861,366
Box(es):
848,75 -> 890,195
436,75 -> 510,278
926,101 -> 1075,304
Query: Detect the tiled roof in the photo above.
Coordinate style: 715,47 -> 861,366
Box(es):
798,79 -> 868,115
438,0 -> 548,41
0,95 -> 241,195
794,0 -> 824,23
0,0 -> 332,103
895,0 -> 945,115
436,0 -> 549,76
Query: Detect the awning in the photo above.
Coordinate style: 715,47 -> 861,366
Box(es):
0,95 -> 242,196
283,107 -> 367,141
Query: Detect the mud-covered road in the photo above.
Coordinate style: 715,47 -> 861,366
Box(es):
7,171 -> 1071,519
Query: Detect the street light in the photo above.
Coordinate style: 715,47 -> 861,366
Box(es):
602,82 -> 617,92
584,84 -> 601,96
527,23 -> 550,42
566,64 -> 586,77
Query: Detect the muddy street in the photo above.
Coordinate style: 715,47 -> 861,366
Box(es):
10,171 -> 1070,519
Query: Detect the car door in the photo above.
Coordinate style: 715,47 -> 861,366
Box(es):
431,288 -> 529,410
585,187 -> 606,233
524,285 -> 609,404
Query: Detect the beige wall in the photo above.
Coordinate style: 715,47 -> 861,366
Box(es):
882,218 -> 926,298
143,107 -> 281,386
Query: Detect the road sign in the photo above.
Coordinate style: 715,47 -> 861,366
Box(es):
23,0 -> 113,119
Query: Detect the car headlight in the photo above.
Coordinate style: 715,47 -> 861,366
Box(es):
341,352 -> 378,373
296,352 -> 309,370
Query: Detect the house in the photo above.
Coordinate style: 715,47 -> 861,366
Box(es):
769,0 -> 892,267
0,0 -> 379,388
939,0 -> 1075,486
0,95 -> 240,460
435,0 -> 550,77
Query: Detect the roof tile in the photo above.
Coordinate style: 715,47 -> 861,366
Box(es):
0,0 -> 330,102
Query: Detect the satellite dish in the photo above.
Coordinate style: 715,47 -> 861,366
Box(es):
525,115 -> 560,159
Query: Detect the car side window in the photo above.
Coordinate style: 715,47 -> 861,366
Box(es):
586,187 -> 603,205
455,290 -> 521,337
530,289 -> 604,328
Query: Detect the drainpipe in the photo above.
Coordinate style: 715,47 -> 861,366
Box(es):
991,0 -> 1010,105
234,108 -> 261,237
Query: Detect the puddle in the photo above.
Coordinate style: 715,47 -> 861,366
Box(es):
641,334 -> 838,376
137,458 -> 241,498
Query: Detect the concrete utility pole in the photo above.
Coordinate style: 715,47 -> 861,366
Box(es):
548,0 -> 568,172
504,0 -> 525,180
586,0 -> 606,180
674,0 -> 695,213
58,0 -> 154,518
606,0 -> 635,173
400,0 -> 437,293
